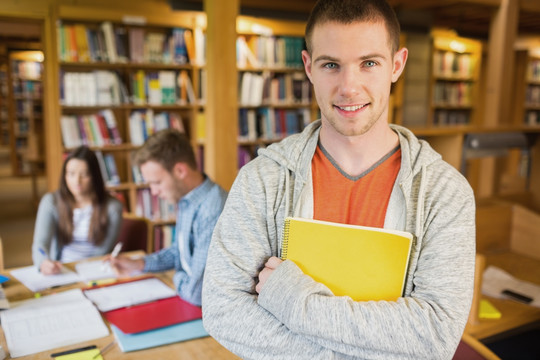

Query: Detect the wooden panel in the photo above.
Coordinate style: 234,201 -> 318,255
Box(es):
510,205 -> 540,261
204,0 -> 239,190
468,253 -> 486,326
237,15 -> 305,36
483,0 -> 519,127
530,140 -> 540,210
476,201 -> 512,253
43,6 -> 63,191
423,134 -> 464,170
58,3 -> 204,28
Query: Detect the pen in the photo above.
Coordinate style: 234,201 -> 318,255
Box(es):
92,340 -> 115,359
101,242 -> 123,271
39,247 -> 47,257
51,345 -> 97,357
111,242 -> 123,258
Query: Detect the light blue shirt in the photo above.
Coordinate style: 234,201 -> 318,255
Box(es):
143,176 -> 227,306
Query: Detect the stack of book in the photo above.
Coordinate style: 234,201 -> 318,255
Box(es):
83,277 -> 207,352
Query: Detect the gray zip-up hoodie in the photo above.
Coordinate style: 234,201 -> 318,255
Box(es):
203,120 -> 476,360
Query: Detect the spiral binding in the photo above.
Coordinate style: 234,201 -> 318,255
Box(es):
281,218 -> 291,260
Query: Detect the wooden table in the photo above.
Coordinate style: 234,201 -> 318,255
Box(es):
0,256 -> 240,359
465,251 -> 540,340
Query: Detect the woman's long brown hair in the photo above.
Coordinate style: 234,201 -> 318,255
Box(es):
55,146 -> 110,246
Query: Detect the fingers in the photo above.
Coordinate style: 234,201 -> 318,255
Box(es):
256,257 -> 284,294
41,260 -> 62,275
109,257 -> 144,277
255,267 -> 270,294
265,256 -> 283,269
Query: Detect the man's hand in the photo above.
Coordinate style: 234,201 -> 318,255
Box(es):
106,255 -> 145,277
256,256 -> 283,294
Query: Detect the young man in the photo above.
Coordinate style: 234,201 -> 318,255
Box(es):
108,129 -> 227,306
202,0 -> 475,358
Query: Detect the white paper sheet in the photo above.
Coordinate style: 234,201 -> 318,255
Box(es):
75,260 -> 118,282
75,258 -> 143,282
83,277 -> 176,312
9,265 -> 81,292
482,265 -> 540,308
0,289 -> 109,357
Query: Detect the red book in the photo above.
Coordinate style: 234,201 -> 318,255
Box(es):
103,295 -> 202,334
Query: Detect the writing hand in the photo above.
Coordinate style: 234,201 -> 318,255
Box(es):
256,256 -> 283,294
106,255 -> 145,277
40,259 -> 63,275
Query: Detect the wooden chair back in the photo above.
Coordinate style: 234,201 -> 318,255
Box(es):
453,333 -> 501,360
116,214 -> 150,253
0,236 -> 4,271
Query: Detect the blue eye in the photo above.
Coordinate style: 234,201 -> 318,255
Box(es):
323,62 -> 338,69
365,61 -> 377,67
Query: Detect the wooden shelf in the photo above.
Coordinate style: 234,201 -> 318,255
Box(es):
49,8 -> 208,252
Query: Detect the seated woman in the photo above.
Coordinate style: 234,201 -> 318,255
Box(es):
32,146 -> 123,274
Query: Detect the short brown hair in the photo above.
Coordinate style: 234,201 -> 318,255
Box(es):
134,129 -> 197,172
305,0 -> 401,55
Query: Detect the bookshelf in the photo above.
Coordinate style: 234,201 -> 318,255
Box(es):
515,52 -> 540,127
51,5 -> 206,252
235,16 -> 316,167
7,51 -> 45,176
429,30 -> 482,128
15,0 -> 537,238
0,57 -> 9,147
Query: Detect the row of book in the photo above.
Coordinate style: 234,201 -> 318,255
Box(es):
432,51 -> 475,79
525,85 -> 540,106
60,109 -> 122,148
12,79 -> 42,98
239,71 -> 311,107
239,107 -> 311,142
525,110 -> 540,126
527,59 -> 540,82
433,81 -> 473,107
154,224 -> 176,251
131,69 -> 197,105
135,188 -> 176,222
95,151 -> 120,186
432,109 -> 470,126
238,144 -> 274,168
61,71 -> 126,106
15,100 -> 41,117
129,110 -> 185,146
237,35 -> 305,69
14,119 -> 29,135
11,59 -> 42,80
57,22 -> 205,66
61,69 -> 199,107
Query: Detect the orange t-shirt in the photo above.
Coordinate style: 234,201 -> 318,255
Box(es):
312,144 -> 401,228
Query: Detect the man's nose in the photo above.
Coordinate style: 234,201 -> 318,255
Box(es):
338,66 -> 361,98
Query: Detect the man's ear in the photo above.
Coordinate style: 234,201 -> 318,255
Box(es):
302,50 -> 314,84
172,162 -> 188,179
391,47 -> 408,83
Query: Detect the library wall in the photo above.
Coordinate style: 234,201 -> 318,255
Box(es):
1,0 -> 540,249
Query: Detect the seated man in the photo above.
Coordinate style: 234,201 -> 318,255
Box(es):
109,129 -> 227,306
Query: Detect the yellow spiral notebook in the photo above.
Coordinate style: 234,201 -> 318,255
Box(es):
281,217 -> 413,301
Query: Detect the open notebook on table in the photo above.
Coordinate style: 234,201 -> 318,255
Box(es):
83,277 -> 202,334
281,217 -> 413,301
0,289 -> 109,357
9,265 -> 81,292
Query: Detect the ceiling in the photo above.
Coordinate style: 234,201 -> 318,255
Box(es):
235,0 -> 540,39
1,1 -> 539,41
